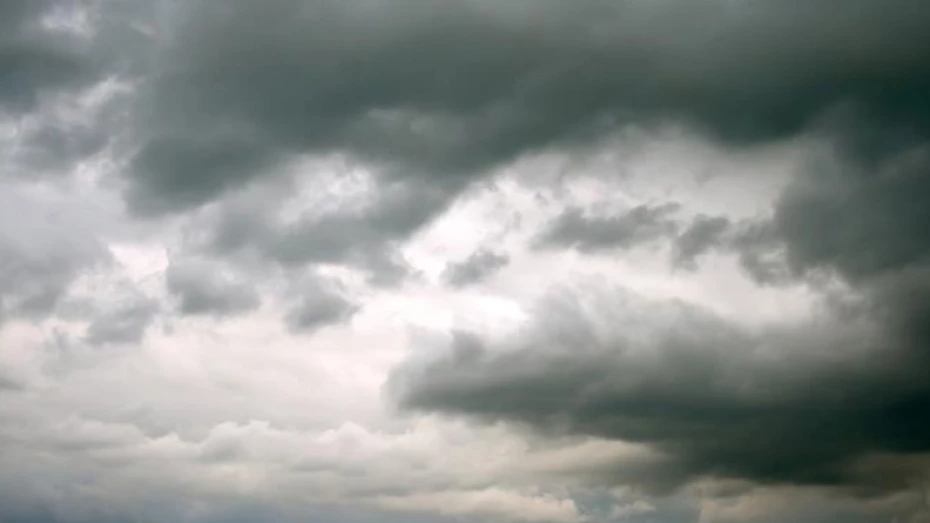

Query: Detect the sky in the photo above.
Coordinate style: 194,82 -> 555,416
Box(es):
2,1 -> 930,522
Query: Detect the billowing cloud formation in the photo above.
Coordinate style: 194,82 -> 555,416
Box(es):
134,0 -> 930,193
3,1 -> 930,523
391,280 -> 930,494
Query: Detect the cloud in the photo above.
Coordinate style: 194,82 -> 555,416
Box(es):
0,0 -> 95,112
774,147 -> 930,283
117,0 -> 930,287
0,184 -> 108,323
183,177 -> 429,285
373,488 -> 581,523
535,203 -> 680,253
124,0 -> 930,245
165,259 -> 260,317
4,1 -> 930,522
443,249 -> 510,287
672,215 -> 731,269
391,282 -> 930,495
84,293 -> 158,346
285,275 -> 359,333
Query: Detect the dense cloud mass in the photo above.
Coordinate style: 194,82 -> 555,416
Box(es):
3,1 -> 930,522
392,282 -> 930,494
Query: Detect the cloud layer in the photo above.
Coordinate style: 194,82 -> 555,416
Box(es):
2,1 -> 930,523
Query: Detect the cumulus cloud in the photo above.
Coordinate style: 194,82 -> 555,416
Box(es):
392,282 -> 930,495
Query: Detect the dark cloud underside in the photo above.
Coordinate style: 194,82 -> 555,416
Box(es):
130,0 -> 930,211
392,283 -> 930,495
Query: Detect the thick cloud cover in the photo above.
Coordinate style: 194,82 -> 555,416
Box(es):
0,184 -> 108,323
4,1 -> 930,522
392,280 -> 930,494
133,0 -> 930,198
127,0 -> 930,263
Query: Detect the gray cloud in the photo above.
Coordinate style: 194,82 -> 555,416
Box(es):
115,0 -> 930,288
672,215 -> 731,269
285,276 -> 359,333
0,186 -> 108,323
84,292 -> 159,346
124,0 -> 930,226
774,148 -> 930,283
165,259 -> 260,317
536,203 -> 680,253
5,1 -> 930,521
187,181 -> 427,286
443,249 -> 510,287
391,283 -> 930,495
0,0 -> 94,112
11,123 -> 109,174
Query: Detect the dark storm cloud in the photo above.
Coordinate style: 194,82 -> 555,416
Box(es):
165,260 -> 261,317
103,0 -> 930,292
127,0 -> 930,213
391,285 -> 930,495
443,249 -> 510,287
393,146 -> 930,492
669,146 -> 930,290
774,148 -> 930,283
536,203 -> 680,253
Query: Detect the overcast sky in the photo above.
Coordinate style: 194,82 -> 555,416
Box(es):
2,1 -> 930,522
